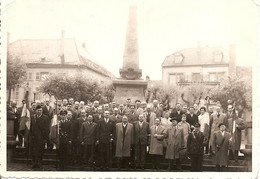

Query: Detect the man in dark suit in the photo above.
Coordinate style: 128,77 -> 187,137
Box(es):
186,106 -> 199,131
170,103 -> 184,122
30,105 -> 49,169
80,114 -> 99,169
10,101 -> 20,146
93,107 -> 104,123
187,123 -> 205,171
133,114 -> 150,170
97,110 -> 115,170
110,108 -> 122,123
42,98 -> 54,151
127,104 -> 139,124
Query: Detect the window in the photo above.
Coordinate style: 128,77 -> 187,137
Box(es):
27,72 -> 33,80
36,72 -> 40,81
169,73 -> 185,85
209,72 -> 226,82
41,72 -> 49,81
192,73 -> 202,82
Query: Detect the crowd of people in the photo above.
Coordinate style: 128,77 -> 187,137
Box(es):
7,97 -> 246,171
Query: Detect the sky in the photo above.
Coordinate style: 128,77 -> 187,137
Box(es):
4,0 -> 258,80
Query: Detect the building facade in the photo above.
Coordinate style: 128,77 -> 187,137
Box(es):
162,44 -> 236,88
8,37 -> 114,106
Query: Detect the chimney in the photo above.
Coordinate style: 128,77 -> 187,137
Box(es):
229,44 -> 236,76
60,30 -> 65,64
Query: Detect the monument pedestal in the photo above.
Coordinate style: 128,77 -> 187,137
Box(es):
113,79 -> 147,104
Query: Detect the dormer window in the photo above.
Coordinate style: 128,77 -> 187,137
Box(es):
213,50 -> 223,63
174,53 -> 184,63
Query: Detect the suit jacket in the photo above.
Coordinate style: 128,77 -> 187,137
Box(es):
133,121 -> 150,145
187,131 -> 205,155
115,122 -> 134,157
93,113 -> 104,123
80,121 -> 98,145
98,118 -> 116,144
152,106 -> 164,118
170,110 -> 185,122
127,112 -> 139,124
186,113 -> 198,126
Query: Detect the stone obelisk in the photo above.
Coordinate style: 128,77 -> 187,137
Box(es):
113,6 -> 147,104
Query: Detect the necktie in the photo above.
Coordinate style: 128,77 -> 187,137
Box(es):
174,127 -> 177,135
156,126 -> 158,131
217,113 -> 220,118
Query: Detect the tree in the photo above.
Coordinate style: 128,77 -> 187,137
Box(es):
210,75 -> 251,112
180,84 -> 211,107
7,55 -> 27,103
39,74 -> 114,103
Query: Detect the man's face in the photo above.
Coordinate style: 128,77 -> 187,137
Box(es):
155,119 -> 160,126
228,105 -> 233,113
69,99 -> 74,104
130,106 -> 135,112
209,107 -> 213,113
190,107 -> 194,114
122,116 -> 128,124
114,108 -> 118,114
104,111 -> 110,118
136,102 -> 141,107
126,99 -> 131,104
86,106 -> 91,112
67,104 -> 72,110
40,102 -> 45,107
45,100 -> 50,105
11,102 -> 17,108
176,104 -> 181,110
104,105 -> 109,110
112,102 -> 116,108
32,103 -> 36,110
141,103 -> 146,109
216,107 -> 221,113
36,108 -> 43,116
22,100 -> 26,104
146,107 -> 151,112
88,115 -> 93,123
67,113 -> 73,120
119,105 -> 124,110
81,111 -> 86,118
183,106 -> 187,112
194,104 -> 198,110
74,103 -> 79,109
200,109 -> 205,115
171,120 -> 178,126
63,99 -> 68,105
181,115 -> 186,121
98,108 -> 103,114
220,125 -> 226,131
94,102 -> 99,107
139,115 -> 144,122
194,126 -> 200,132
164,112 -> 169,118
153,101 -> 158,107
60,114 -> 66,120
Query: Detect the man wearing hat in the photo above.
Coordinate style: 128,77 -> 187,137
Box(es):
30,105 -> 49,169
187,123 -> 205,171
212,123 -> 232,172
58,110 -> 72,171
164,117 -> 185,171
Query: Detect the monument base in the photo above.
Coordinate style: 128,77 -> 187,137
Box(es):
113,79 -> 148,104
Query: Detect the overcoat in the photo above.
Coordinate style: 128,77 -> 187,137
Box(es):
212,131 -> 231,166
209,113 -> 226,147
30,114 -> 49,157
187,131 -> 205,155
226,117 -> 246,151
149,125 -> 165,155
115,122 -> 134,157
80,121 -> 98,145
164,126 -> 185,159
178,121 -> 191,148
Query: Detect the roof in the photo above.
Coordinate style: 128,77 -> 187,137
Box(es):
8,38 -> 114,78
162,46 -> 230,67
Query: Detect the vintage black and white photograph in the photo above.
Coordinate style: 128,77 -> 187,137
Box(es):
1,0 -> 258,178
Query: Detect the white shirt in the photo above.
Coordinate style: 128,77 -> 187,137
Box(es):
123,123 -> 127,128
232,120 -> 236,133
105,118 -> 109,123
155,125 -> 158,131
139,121 -> 143,127
221,131 -> 225,136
